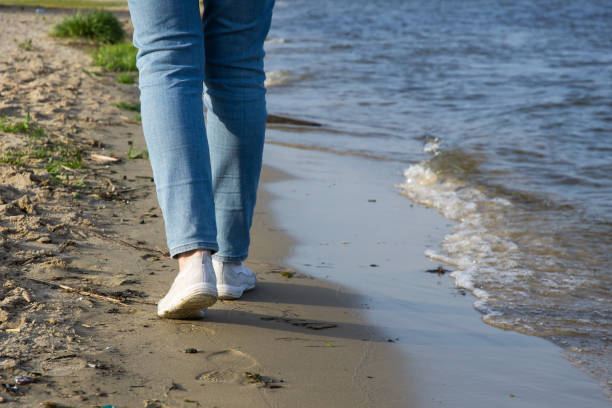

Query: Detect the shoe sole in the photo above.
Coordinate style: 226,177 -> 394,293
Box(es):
217,283 -> 255,300
158,289 -> 217,320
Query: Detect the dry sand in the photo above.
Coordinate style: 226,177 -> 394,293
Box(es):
0,6 -> 407,407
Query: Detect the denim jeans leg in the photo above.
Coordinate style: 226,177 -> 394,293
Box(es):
203,0 -> 275,262
127,0 -> 219,257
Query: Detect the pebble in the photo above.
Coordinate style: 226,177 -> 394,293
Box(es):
37,235 -> 52,244
14,375 -> 33,385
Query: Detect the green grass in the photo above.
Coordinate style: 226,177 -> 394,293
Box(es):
0,113 -> 46,138
45,147 -> 84,184
92,42 -> 137,71
117,72 -> 136,84
127,144 -> 148,159
18,38 -> 33,51
31,146 -> 55,159
3,143 -> 83,172
46,157 -> 81,176
0,113 -> 31,133
51,10 -> 124,44
114,101 -> 140,112
0,151 -> 26,167
0,158 -> 25,166
0,114 -> 85,184
126,141 -> 147,159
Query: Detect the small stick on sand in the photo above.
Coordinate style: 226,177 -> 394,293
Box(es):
27,278 -> 131,306
115,185 -> 154,194
60,165 -> 78,172
88,229 -> 167,258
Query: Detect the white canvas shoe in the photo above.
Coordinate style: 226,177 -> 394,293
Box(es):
157,252 -> 218,319
212,259 -> 256,300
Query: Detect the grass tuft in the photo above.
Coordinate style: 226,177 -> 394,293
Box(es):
114,101 -> 140,112
0,113 -> 46,138
127,145 -> 148,159
0,114 -> 85,184
0,154 -> 25,167
18,38 -> 33,51
0,114 -> 100,190
127,141 -> 148,159
92,42 -> 137,71
45,148 -> 84,184
51,10 -> 125,44
117,72 -> 136,84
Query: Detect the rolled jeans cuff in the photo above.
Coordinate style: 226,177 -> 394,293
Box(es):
169,241 -> 219,259
212,252 -> 249,263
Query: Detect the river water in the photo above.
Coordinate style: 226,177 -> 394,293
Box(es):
264,0 -> 612,395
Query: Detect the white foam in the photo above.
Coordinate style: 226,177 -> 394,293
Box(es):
423,138 -> 440,155
265,70 -> 294,88
423,249 -> 458,266
397,159 -> 528,314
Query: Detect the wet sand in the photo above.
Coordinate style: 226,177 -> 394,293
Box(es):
262,143 -> 612,407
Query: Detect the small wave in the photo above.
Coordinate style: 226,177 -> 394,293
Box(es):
265,37 -> 288,45
399,161 -> 517,309
397,147 -> 612,395
264,70 -> 294,88
423,137 -> 440,155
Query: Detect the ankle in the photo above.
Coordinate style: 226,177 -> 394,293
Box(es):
177,249 -> 211,271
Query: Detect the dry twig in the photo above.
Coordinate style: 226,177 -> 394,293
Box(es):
27,278 -> 133,306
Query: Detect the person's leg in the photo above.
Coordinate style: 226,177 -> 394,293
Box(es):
128,0 -> 218,318
202,0 -> 275,262
128,0 -> 218,258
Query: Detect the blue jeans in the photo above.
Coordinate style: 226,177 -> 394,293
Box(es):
127,0 -> 274,261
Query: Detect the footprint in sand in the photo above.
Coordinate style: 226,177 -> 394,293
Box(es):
41,356 -> 88,376
196,349 -> 257,384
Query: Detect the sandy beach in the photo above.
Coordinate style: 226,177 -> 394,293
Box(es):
0,6 -> 408,407
0,5 -> 610,408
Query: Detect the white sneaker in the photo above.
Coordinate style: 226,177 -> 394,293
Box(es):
212,259 -> 256,300
157,252 -> 218,319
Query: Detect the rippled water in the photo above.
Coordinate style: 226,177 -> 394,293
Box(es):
265,0 -> 612,395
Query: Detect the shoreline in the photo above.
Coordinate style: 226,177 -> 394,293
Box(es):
261,142 -> 611,407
